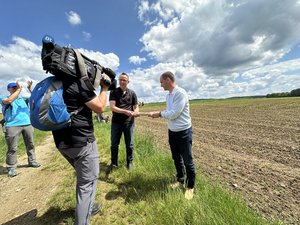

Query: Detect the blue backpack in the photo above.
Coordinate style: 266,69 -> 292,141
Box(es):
29,76 -> 78,131
30,35 -> 116,131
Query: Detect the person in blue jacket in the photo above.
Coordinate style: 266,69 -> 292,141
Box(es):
1,81 -> 40,177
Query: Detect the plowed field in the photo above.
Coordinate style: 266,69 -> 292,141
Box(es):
136,98 -> 300,224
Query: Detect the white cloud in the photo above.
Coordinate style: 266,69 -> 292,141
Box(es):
82,31 -> 92,41
0,37 -> 120,97
0,37 -> 43,80
1,1 -> 300,102
241,59 -> 300,79
138,0 -> 150,21
128,58 -> 300,102
129,61 -> 209,102
127,0 -> 300,102
139,0 -> 300,77
66,11 -> 81,26
129,56 -> 146,65
77,48 -> 119,70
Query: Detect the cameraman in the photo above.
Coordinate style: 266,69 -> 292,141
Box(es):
52,77 -> 109,225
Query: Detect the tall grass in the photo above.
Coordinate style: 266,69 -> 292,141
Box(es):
42,121 -> 282,225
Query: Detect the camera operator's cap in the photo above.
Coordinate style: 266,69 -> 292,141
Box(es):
7,82 -> 17,89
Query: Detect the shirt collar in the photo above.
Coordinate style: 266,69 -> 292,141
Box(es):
169,86 -> 178,96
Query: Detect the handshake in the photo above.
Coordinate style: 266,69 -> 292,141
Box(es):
121,111 -> 161,118
134,111 -> 161,118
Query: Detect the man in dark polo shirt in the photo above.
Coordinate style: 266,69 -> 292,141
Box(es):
52,77 -> 109,225
106,72 -> 139,174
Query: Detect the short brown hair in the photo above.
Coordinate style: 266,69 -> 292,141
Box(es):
161,71 -> 175,82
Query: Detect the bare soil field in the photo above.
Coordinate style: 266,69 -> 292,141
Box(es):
136,97 -> 300,224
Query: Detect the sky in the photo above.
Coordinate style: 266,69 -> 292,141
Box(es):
1,0 -> 300,103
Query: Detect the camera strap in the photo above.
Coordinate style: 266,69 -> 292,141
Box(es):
73,49 -> 95,91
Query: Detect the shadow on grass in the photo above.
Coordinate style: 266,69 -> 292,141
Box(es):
104,172 -> 170,203
0,164 -> 42,176
2,207 -> 75,225
2,209 -> 38,225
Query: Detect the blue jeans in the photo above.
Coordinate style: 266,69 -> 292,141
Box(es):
168,127 -> 195,189
110,122 -> 134,166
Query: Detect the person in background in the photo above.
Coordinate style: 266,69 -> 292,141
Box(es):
106,72 -> 139,174
148,71 -> 196,200
0,81 -> 40,177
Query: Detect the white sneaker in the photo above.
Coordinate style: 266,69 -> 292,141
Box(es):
185,188 -> 194,200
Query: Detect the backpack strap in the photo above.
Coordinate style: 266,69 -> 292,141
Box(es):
50,78 -> 84,122
93,64 -> 103,90
73,49 -> 95,91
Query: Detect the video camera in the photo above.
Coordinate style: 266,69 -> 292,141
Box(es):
41,35 -> 116,91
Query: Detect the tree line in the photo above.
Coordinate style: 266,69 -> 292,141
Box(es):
266,88 -> 300,98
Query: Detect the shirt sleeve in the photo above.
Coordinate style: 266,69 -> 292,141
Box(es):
132,91 -> 138,105
109,90 -> 117,101
161,91 -> 186,120
78,80 -> 97,103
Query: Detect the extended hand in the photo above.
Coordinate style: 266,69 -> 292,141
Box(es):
148,111 -> 160,118
132,112 -> 141,117
124,110 -> 134,117
16,80 -> 23,89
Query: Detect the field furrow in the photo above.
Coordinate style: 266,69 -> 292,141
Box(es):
136,98 -> 300,224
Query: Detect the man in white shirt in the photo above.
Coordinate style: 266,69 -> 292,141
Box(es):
148,71 -> 196,200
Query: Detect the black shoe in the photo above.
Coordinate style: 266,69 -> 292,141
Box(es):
126,162 -> 133,171
105,164 -> 117,175
91,202 -> 102,216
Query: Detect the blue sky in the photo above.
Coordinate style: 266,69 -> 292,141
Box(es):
1,0 -> 300,103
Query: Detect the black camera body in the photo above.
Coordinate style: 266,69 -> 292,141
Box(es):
41,35 -> 116,91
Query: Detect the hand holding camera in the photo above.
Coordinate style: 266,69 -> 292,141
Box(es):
101,67 -> 117,91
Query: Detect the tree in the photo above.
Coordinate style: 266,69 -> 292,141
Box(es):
290,88 -> 300,97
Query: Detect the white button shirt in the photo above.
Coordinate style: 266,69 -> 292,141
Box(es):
160,86 -> 192,132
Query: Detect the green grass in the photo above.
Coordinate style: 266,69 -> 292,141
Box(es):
41,121 -> 283,225
2,97 -> 297,224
